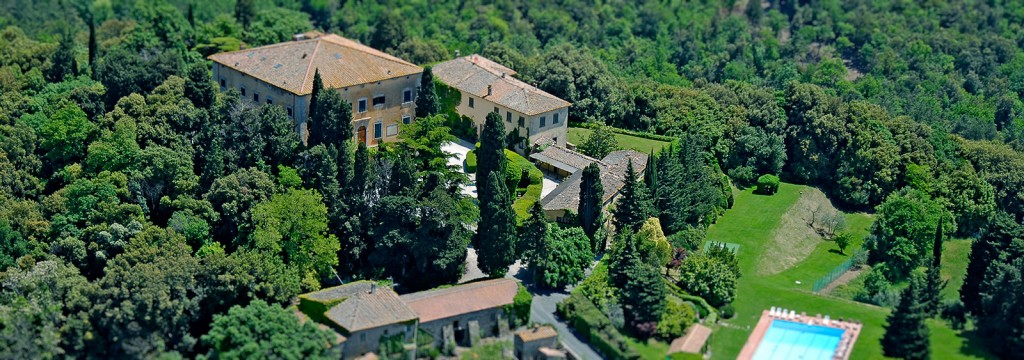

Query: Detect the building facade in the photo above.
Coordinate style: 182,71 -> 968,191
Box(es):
433,55 -> 571,153
209,32 -> 422,147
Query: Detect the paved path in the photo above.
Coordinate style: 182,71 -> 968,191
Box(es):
509,266 -> 602,360
442,140 -> 477,198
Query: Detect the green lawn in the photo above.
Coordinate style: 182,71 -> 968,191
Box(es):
567,127 -> 670,154
706,183 -> 994,360
460,340 -> 511,359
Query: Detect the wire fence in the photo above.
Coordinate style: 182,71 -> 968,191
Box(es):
812,257 -> 855,293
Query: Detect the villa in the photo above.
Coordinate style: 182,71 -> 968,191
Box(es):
539,149 -> 648,222
208,32 -> 423,146
433,54 -> 571,153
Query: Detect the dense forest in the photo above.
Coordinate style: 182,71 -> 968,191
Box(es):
2,0 -> 1024,358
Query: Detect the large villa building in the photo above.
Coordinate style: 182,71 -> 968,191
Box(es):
433,55 -> 571,152
208,32 -> 423,146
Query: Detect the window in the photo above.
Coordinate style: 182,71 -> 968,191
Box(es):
553,113 -> 560,124
402,115 -> 411,125
219,78 -> 226,89
357,98 -> 367,113
506,111 -> 512,123
240,87 -> 246,96
374,121 -> 383,139
518,116 -> 524,127
372,95 -> 385,106
494,106 -> 499,114
403,89 -> 412,103
386,124 -> 398,136
253,92 -> 259,102
540,116 -> 546,127
266,97 -> 273,105
468,97 -> 474,108
287,107 -> 293,118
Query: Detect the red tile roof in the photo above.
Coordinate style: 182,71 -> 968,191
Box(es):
208,34 -> 422,96
399,278 -> 519,323
433,55 -> 570,116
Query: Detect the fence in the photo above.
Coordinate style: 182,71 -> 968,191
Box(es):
812,257 -> 855,293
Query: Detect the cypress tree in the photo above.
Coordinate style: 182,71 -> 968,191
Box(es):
923,218 -> 945,316
88,19 -> 97,76
47,27 -> 77,82
476,111 -> 507,202
881,277 -> 931,360
477,171 -> 516,277
235,0 -> 256,28
309,69 -> 323,125
612,159 -> 654,234
579,163 -> 605,251
961,212 -> 1024,314
351,142 -> 370,202
520,201 -> 549,274
415,66 -> 439,118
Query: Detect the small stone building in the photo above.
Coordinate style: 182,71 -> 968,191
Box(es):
298,282 -> 419,359
668,324 -> 712,358
540,149 -> 648,222
399,278 -> 519,350
514,326 -> 560,360
529,145 -> 599,179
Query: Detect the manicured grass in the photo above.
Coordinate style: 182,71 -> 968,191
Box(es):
706,183 -> 993,360
625,337 -> 670,360
941,238 -> 973,300
567,127 -> 670,154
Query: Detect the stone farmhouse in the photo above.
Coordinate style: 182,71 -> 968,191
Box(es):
537,147 -> 648,222
297,278 -> 521,359
433,55 -> 571,153
208,32 -> 422,146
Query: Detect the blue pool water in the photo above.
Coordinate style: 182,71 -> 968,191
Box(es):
752,320 -> 845,360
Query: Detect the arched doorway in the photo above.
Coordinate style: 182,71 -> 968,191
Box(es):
357,126 -> 367,145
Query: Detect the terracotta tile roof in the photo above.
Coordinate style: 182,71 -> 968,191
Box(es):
306,282 -> 418,333
208,33 -> 422,96
399,278 -> 519,323
541,150 -> 648,212
516,326 -> 558,342
433,55 -> 571,116
669,324 -> 712,354
529,146 -> 598,174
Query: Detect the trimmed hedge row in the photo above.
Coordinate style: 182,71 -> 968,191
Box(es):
464,146 -> 543,225
666,281 -> 719,324
571,122 -> 676,143
557,292 -> 640,360
465,151 -> 477,173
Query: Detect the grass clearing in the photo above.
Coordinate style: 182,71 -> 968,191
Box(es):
460,340 -> 511,359
706,183 -> 992,359
567,127 -> 670,154
758,187 -> 838,275
941,238 -> 973,300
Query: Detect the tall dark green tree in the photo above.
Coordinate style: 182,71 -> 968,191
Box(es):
519,201 -> 548,268
476,171 -> 516,277
370,10 -> 407,51
308,69 -> 323,127
961,212 -> 1024,314
476,111 -> 507,202
923,218 -> 945,317
415,66 -> 439,118
976,256 -> 1024,357
881,277 -> 931,360
87,19 -> 97,75
612,159 -> 654,234
235,0 -> 256,28
46,27 -> 77,83
656,135 -> 721,233
578,162 -> 605,251
184,63 -> 214,109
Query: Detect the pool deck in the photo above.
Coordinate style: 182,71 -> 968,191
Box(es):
738,309 -> 862,360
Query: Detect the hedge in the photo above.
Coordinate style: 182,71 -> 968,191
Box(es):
507,150 -> 543,225
507,284 -> 533,327
571,122 -> 676,142
665,281 -> 719,324
558,292 -> 640,360
464,151 -> 477,173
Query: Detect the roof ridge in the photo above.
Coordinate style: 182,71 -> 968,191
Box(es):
208,37 -> 319,58
300,40 -> 323,93
321,35 -> 419,69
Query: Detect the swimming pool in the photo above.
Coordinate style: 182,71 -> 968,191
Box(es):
751,320 -> 845,360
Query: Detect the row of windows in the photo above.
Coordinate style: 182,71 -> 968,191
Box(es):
367,116 -> 412,139
355,89 -> 414,113
226,80 -> 296,119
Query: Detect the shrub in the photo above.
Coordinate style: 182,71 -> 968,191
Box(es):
719,303 -> 735,319
465,150 -> 478,173
669,225 -> 706,251
509,284 -> 533,327
657,301 -> 696,339
558,292 -> 640,360
756,174 -> 780,195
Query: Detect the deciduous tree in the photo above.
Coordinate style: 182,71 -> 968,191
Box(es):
201,300 -> 338,359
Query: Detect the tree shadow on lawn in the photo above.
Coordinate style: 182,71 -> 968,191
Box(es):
958,328 -> 998,359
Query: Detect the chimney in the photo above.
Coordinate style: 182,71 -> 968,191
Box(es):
487,84 -> 492,96
455,49 -> 460,58
370,282 -> 377,294
501,72 -> 506,78
292,33 -> 306,41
